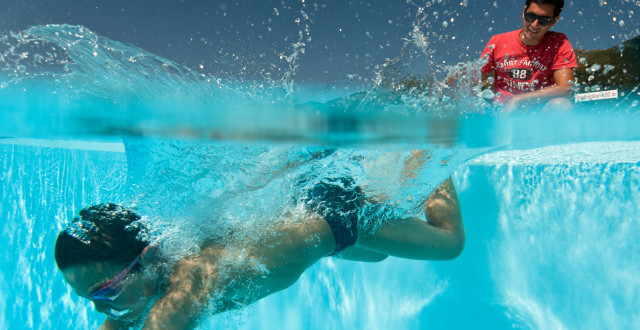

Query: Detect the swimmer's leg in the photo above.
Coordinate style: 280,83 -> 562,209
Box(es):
356,178 -> 465,260
335,245 -> 389,262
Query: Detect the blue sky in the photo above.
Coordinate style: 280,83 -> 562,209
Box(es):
1,0 -> 638,87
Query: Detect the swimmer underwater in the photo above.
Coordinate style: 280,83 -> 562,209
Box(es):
55,174 -> 464,329
480,0 -> 578,112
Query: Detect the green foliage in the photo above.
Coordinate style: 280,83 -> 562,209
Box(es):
574,35 -> 640,93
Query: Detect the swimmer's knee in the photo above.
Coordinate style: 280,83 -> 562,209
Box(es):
450,232 -> 465,259
441,230 -> 465,260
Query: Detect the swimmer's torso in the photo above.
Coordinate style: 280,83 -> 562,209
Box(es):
161,213 -> 336,315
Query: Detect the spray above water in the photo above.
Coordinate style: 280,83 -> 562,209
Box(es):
0,21 -> 489,142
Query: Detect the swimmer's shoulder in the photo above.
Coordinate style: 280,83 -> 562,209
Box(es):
151,246 -> 228,325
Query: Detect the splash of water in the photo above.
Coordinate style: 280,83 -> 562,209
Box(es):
278,1 -> 314,98
356,1 -> 488,117
0,25 -> 208,98
0,23 -> 492,143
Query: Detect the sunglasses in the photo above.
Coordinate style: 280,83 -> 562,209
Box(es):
89,254 -> 141,302
524,12 -> 555,27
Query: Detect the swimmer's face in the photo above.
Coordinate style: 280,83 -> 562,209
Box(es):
61,260 -> 157,321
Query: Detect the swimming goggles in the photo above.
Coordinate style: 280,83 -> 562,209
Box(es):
524,12 -> 554,26
89,254 -> 141,302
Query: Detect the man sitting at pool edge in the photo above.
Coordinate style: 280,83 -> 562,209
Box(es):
480,0 -> 578,112
55,177 -> 464,329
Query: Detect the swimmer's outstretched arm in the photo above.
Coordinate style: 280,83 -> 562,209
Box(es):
357,177 -> 465,260
135,247 -> 253,330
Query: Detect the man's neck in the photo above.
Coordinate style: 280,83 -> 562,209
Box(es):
519,29 -> 543,47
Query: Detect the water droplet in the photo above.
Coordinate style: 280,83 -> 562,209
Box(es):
481,88 -> 495,99
603,64 -> 615,75
619,20 -> 625,27
442,21 -> 448,28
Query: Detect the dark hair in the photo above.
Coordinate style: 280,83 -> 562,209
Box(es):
525,0 -> 564,17
55,203 -> 148,271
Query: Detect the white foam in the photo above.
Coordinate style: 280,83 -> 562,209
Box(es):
469,141 -> 640,165
0,138 -> 125,153
3,139 -> 638,166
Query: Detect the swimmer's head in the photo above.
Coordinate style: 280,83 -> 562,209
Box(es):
55,204 -> 158,321
55,203 -> 148,271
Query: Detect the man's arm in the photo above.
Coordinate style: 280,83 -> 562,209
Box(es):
504,68 -> 575,112
142,290 -> 198,330
481,71 -> 494,90
140,255 -> 225,330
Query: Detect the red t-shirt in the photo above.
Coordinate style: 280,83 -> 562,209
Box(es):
480,29 -> 577,104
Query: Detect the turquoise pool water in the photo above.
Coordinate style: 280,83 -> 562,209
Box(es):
1,14 -> 640,330
2,138 -> 639,329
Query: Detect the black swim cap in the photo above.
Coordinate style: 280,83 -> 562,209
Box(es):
55,203 -> 148,271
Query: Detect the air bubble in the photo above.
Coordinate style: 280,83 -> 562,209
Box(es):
603,64 -> 615,75
589,63 -> 601,72
481,89 -> 494,99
